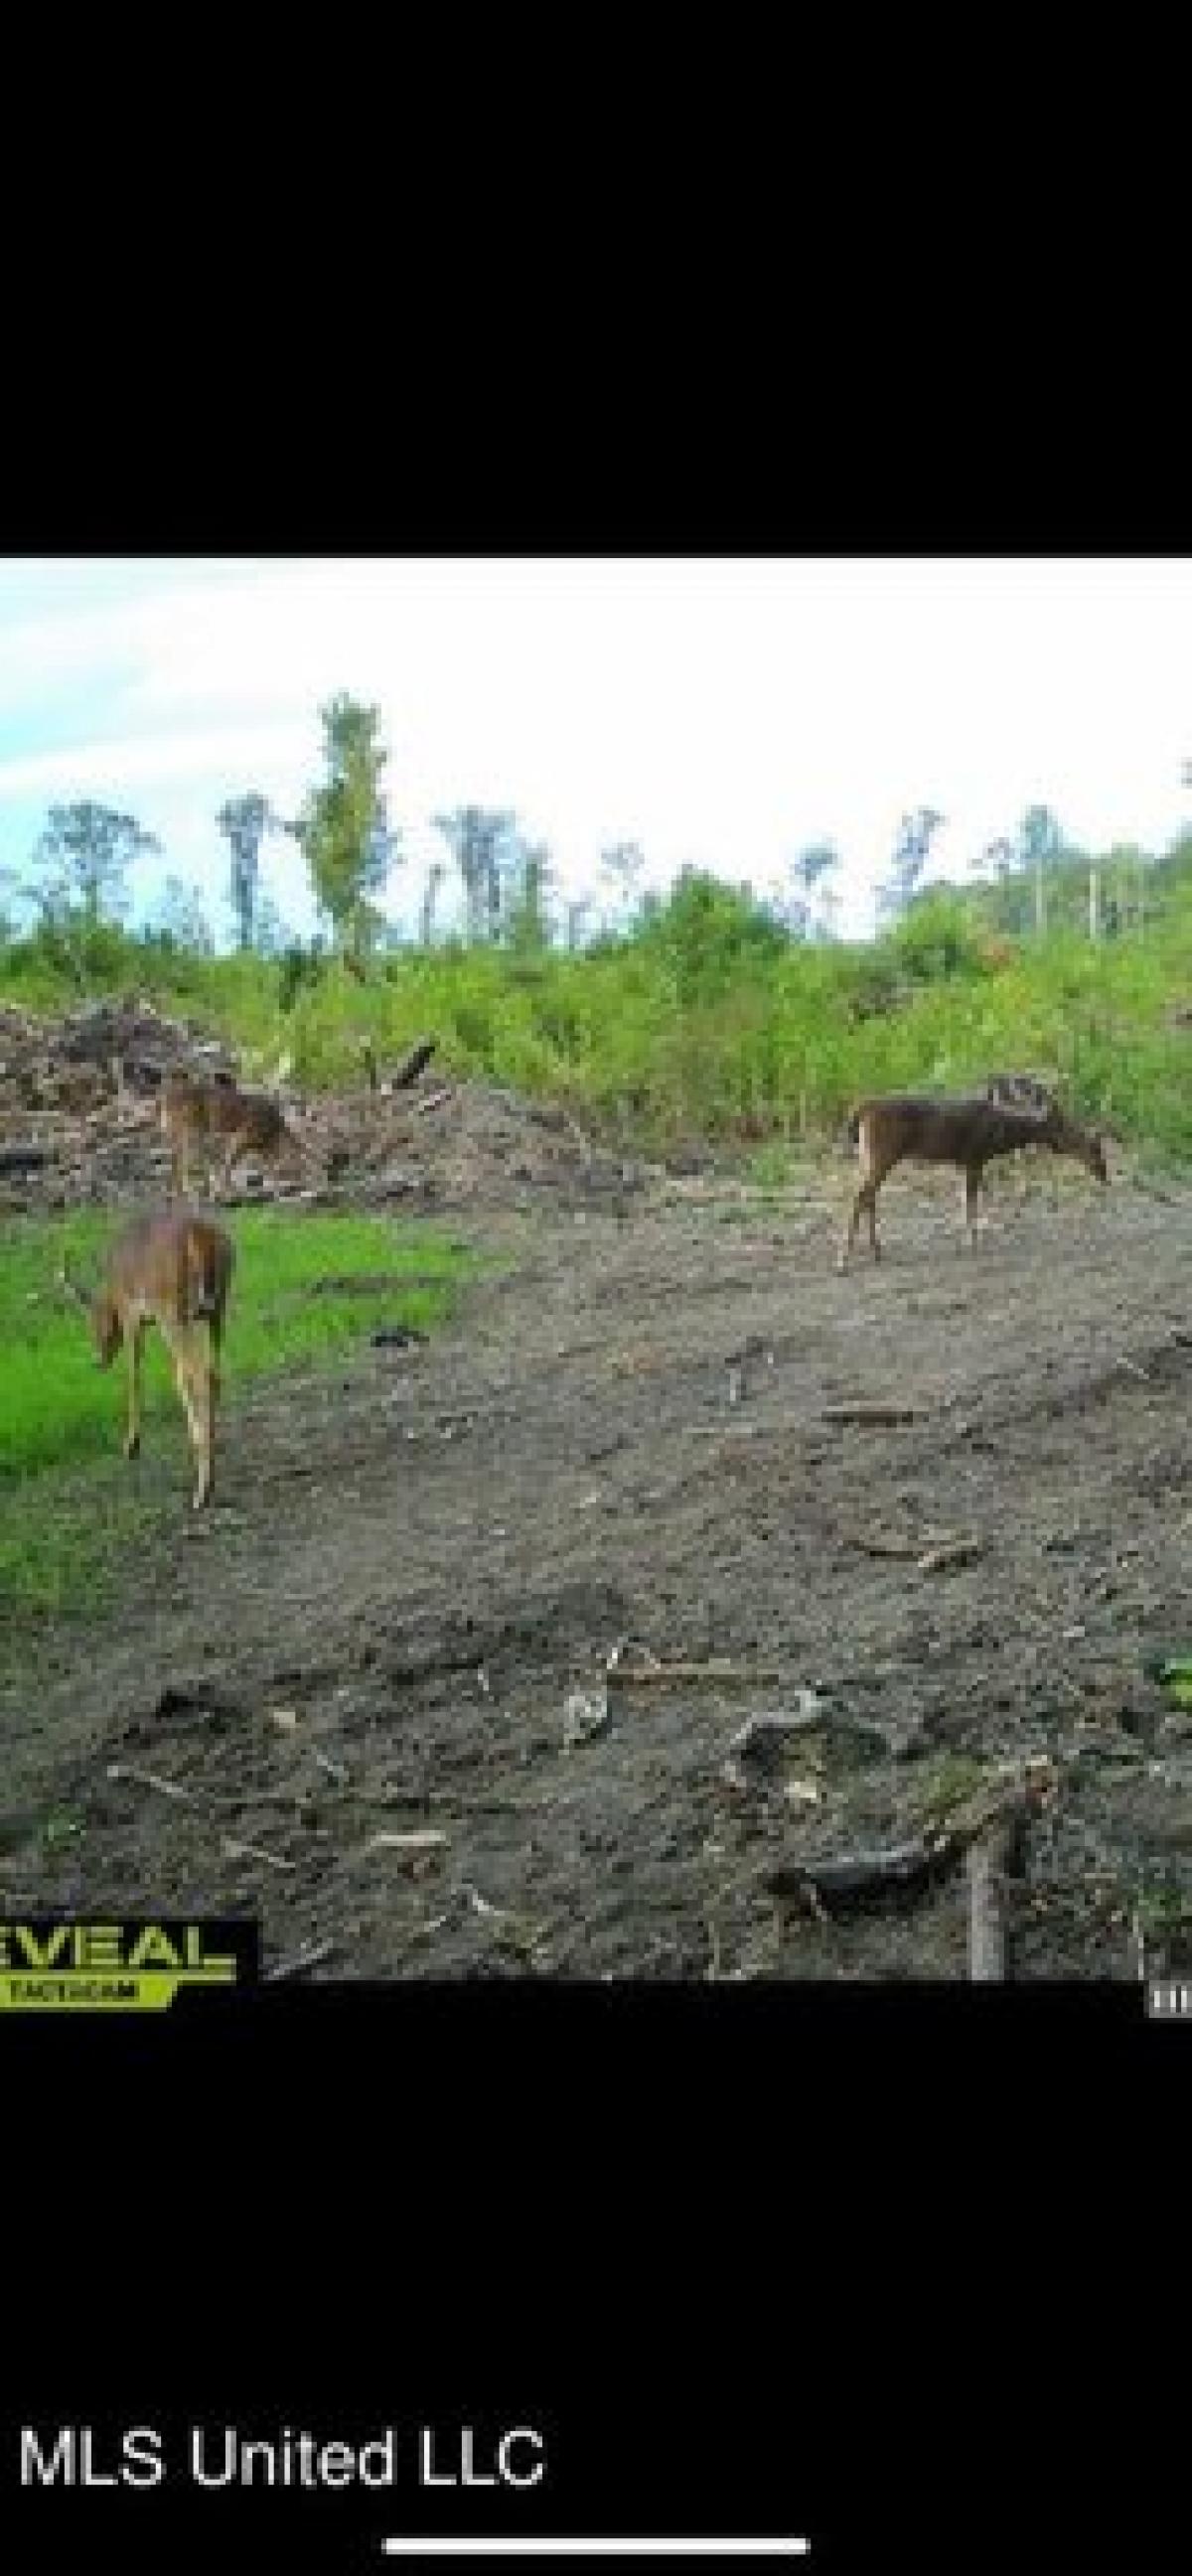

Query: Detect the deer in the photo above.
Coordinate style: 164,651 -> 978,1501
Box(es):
59,1210 -> 234,1509
837,1087 -> 1109,1272
160,1067 -> 326,1201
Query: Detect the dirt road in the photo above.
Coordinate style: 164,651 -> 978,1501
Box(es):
4,1158 -> 1192,1978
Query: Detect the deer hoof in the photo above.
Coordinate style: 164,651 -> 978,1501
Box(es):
123,1432 -> 141,1460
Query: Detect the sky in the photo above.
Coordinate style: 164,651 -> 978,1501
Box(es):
1,556 -> 1190,946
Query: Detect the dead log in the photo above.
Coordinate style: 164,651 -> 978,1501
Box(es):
389,1036 -> 438,1090
917,1536 -> 982,1574
767,1834 -> 953,1911
0,1143 -> 52,1175
769,1760 -> 1056,1922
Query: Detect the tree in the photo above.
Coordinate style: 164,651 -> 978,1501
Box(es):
1018,803 -> 1063,936
217,792 -> 284,951
507,837 -> 554,952
788,840 -> 839,938
419,859 -> 446,947
565,897 -> 592,951
1102,840 -> 1150,936
31,800 -> 160,927
287,695 -> 399,963
598,839 -> 646,930
0,858 -> 17,944
878,808 -> 945,923
150,874 -> 215,952
433,807 -> 519,942
252,893 -> 293,958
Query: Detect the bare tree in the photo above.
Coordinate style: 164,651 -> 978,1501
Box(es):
433,807 -> 518,942
217,792 -> 285,951
419,859 -> 446,946
877,808 -> 945,923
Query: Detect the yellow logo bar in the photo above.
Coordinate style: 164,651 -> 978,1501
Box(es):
0,1922 -> 253,2011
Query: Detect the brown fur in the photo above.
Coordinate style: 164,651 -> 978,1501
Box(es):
160,1068 -> 322,1199
60,1210 -> 234,1509
838,1090 -> 1108,1272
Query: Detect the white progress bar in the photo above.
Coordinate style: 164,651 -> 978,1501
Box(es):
381,2545 -> 811,2559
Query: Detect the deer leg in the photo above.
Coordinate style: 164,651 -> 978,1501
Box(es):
837,1186 -> 862,1273
123,1322 -> 144,1459
208,1313 -> 223,1416
838,1178 -> 879,1273
964,1164 -> 981,1249
188,1325 -> 216,1508
164,1325 -> 209,1506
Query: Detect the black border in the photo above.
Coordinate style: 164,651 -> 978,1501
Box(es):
3,375 -> 1185,2557
4,1978 -> 1174,2567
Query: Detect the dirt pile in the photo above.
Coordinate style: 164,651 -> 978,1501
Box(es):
0,999 -> 646,1216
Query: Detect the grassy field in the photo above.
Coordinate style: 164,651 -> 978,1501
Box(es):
0,1208 -> 477,1639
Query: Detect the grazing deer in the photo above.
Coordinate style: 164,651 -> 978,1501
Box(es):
59,1210 -> 234,1509
838,1089 -> 1108,1271
160,1068 -> 324,1200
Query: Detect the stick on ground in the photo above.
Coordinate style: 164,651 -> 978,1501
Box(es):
822,1401 -> 920,1427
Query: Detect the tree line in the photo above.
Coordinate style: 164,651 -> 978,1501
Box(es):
0,690 -> 1180,973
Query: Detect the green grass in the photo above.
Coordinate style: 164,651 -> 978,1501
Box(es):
0,1208 -> 476,1640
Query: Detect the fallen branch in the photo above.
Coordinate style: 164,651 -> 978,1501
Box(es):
221,1837 -> 298,1872
769,1760 -> 1057,1920
106,1762 -> 207,1806
822,1401 -> 920,1427
767,1834 -> 953,1911
689,1422 -> 770,1441
263,1938 -> 338,1982
363,1828 -> 450,1859
389,1035 -> 438,1090
917,1536 -> 982,1575
967,1818 -> 1024,1981
458,1881 -> 547,1956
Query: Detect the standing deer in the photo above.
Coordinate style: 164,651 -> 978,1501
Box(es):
59,1210 -> 234,1509
837,1089 -> 1108,1272
160,1068 -> 325,1200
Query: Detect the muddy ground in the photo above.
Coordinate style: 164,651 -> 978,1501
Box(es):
4,1143 -> 1192,1980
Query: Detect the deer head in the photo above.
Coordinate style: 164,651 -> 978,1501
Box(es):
59,1256 -> 120,1364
